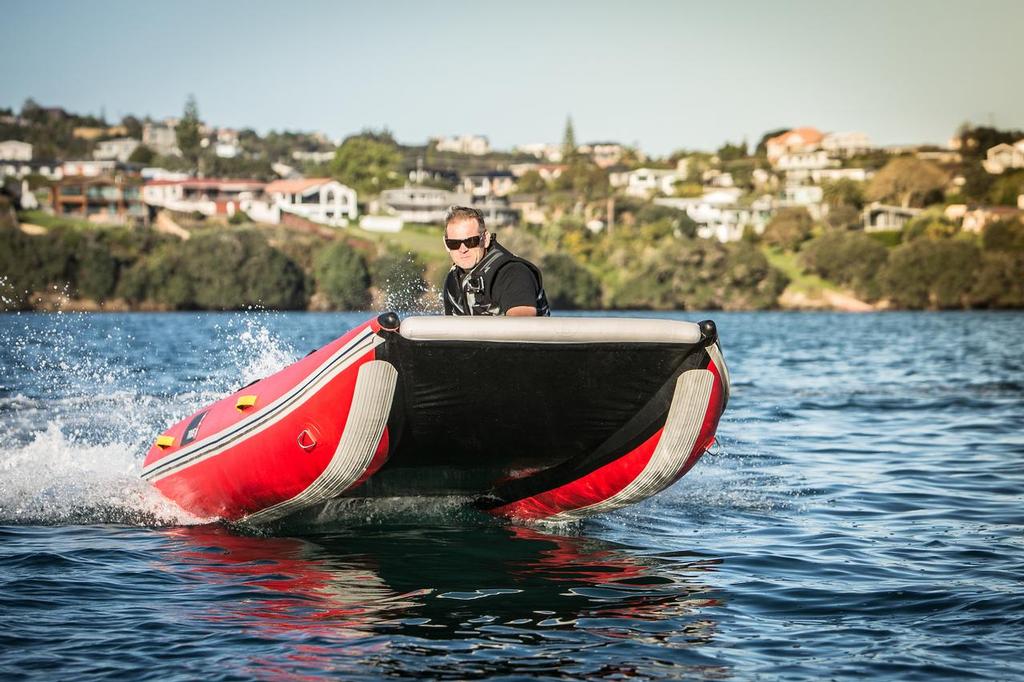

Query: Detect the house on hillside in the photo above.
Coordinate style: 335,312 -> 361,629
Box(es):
462,171 -> 516,198
433,135 -> 490,155
778,184 -> 825,219
766,127 -> 824,164
0,140 -> 32,161
625,168 -> 682,197
378,187 -> 471,224
774,150 -> 838,173
143,121 -> 179,156
143,178 -> 266,217
258,178 -> 358,227
983,140 -> 1024,174
0,159 -> 62,181
821,131 -> 872,157
861,203 -> 922,231
94,137 -> 140,162
515,143 -> 563,162
654,189 -> 766,243
961,206 -> 1021,233
61,160 -> 125,177
578,142 -> 625,168
51,175 -> 146,225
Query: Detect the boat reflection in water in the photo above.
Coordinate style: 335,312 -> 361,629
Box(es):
160,515 -> 725,679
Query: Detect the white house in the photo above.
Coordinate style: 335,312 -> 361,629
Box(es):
62,159 -> 118,177
462,171 -> 516,198
1,160 -> 62,180
143,178 -> 266,217
259,178 -> 357,226
94,137 -> 140,162
0,140 -> 32,161
821,131 -> 872,157
625,168 -> 682,197
378,187 -> 471,224
292,150 -> 336,164
142,121 -> 179,156
434,135 -> 490,155
515,143 -> 563,162
775,150 -> 838,173
654,189 -> 767,242
578,142 -> 625,168
983,140 -> 1024,174
861,203 -> 922,231
766,127 -> 824,164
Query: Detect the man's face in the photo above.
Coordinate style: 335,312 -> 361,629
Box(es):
445,218 -> 487,270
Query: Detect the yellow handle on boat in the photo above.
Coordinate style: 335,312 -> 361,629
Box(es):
155,435 -> 175,449
236,395 -> 258,412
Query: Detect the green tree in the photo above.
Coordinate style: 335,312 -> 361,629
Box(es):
717,140 -> 747,161
516,170 -> 548,194
176,95 -> 202,171
128,144 -> 155,164
880,238 -> 979,309
562,116 -> 577,160
866,157 -> 948,208
822,178 -> 865,209
762,207 -> 814,251
540,253 -> 601,309
329,134 -> 403,197
988,170 -> 1024,206
969,252 -> 1024,308
314,240 -> 371,309
800,230 -> 889,300
981,218 -> 1024,252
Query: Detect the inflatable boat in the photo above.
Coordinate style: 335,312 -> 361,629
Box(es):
142,313 -> 730,523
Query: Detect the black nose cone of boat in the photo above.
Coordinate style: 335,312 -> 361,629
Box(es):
698,320 -> 718,346
377,311 -> 401,334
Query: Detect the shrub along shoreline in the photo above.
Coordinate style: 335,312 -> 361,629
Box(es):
1,204 -> 1022,313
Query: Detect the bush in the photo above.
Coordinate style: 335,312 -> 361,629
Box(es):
314,239 -> 371,309
981,218 -> 1024,252
880,238 -> 979,309
762,207 -> 814,251
800,231 -> 889,300
119,230 -> 308,309
607,237 -> 787,310
540,253 -> 601,309
969,252 -> 1024,308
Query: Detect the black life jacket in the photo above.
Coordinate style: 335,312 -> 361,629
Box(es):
443,239 -> 551,316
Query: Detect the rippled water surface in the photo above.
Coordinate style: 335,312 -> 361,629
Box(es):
1,311 -> 1022,680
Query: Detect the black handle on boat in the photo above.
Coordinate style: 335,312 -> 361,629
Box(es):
698,320 -> 718,346
376,311 -> 401,334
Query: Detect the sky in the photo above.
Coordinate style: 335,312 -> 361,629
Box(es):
2,0 -> 1022,156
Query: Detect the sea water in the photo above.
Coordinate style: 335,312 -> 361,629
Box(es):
0,311 -> 1021,680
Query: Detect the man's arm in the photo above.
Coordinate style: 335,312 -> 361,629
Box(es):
505,305 -> 537,317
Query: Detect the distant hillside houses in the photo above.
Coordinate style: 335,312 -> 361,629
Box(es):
0,140 -> 33,161
433,134 -> 490,155
94,137 -> 140,162
143,120 -> 180,156
983,140 -> 1024,174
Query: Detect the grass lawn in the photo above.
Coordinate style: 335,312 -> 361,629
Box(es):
18,209 -> 116,231
762,247 -> 840,297
345,222 -> 450,268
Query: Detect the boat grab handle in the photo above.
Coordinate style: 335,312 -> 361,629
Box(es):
297,429 -> 317,451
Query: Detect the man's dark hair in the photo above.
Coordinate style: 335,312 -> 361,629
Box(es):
445,205 -> 485,233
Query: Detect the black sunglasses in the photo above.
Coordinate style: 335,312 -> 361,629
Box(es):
444,235 -> 484,250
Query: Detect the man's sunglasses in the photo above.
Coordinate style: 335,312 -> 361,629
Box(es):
444,235 -> 484,250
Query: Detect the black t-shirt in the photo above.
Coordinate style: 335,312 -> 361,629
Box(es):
489,262 -> 540,314
445,261 -> 540,315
